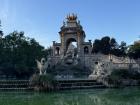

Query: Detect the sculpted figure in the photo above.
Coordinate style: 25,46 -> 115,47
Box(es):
36,58 -> 51,75
66,43 -> 75,58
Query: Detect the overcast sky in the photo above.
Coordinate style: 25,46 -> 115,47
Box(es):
0,0 -> 140,48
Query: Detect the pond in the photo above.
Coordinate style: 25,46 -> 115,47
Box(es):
0,87 -> 140,105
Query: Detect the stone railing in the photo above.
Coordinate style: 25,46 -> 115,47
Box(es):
112,63 -> 140,70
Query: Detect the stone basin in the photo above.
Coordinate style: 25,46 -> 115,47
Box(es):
65,59 -> 73,64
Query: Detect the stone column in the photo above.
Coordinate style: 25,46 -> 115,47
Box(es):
88,40 -> 92,55
77,32 -> 81,56
52,41 -> 55,56
60,33 -> 65,56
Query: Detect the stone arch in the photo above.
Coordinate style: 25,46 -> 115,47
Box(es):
55,47 -> 60,55
66,38 -> 77,51
84,46 -> 89,54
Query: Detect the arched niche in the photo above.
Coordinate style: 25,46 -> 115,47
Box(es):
84,46 -> 89,54
55,47 -> 60,55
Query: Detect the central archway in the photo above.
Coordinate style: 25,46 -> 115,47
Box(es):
66,38 -> 77,55
66,38 -> 77,49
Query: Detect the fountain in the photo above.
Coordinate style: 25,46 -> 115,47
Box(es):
51,42 -> 90,79
63,42 -> 79,65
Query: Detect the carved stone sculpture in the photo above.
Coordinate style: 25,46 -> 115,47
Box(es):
36,58 -> 51,75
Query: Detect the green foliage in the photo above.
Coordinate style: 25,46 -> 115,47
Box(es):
92,39 -> 101,53
0,31 -> 47,79
128,43 -> 140,59
92,36 -> 127,57
109,69 -> 140,81
100,36 -> 111,54
30,74 -> 55,91
110,69 -> 129,80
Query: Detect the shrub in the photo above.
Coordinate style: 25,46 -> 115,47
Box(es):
106,69 -> 140,86
110,69 -> 130,80
30,73 -> 55,91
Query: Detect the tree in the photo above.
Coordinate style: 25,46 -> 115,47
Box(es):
92,36 -> 120,55
44,47 -> 53,57
92,36 -> 128,57
110,38 -> 118,54
0,31 -> 46,79
100,36 -> 111,54
128,43 -> 140,59
92,39 -> 101,53
119,41 -> 127,56
110,38 -> 118,48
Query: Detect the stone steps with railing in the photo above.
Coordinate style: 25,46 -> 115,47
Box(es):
0,79 -> 107,91
56,79 -> 106,90
0,80 -> 33,90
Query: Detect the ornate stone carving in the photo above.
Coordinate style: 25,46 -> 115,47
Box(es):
66,13 -> 77,21
36,58 -> 51,75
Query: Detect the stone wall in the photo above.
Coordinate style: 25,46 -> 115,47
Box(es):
49,53 -> 140,73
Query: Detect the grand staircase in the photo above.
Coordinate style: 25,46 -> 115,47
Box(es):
0,79 -> 106,91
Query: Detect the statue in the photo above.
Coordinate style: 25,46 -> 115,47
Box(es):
89,62 -> 104,79
89,61 -> 111,80
58,42 -> 79,65
64,43 -> 76,64
36,58 -> 51,75
66,43 -> 75,57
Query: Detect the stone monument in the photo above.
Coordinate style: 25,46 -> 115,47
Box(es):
45,13 -> 139,79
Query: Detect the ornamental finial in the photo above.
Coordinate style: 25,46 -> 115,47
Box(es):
66,13 -> 77,21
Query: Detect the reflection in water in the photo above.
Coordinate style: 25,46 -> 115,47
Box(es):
0,87 -> 140,105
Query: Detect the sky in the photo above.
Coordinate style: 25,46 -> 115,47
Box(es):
0,0 -> 140,48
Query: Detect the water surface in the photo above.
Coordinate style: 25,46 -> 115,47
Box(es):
0,87 -> 140,105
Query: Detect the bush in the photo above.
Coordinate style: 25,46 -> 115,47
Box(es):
30,73 -> 55,91
105,69 -> 140,86
110,69 -> 130,80
110,69 -> 140,80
